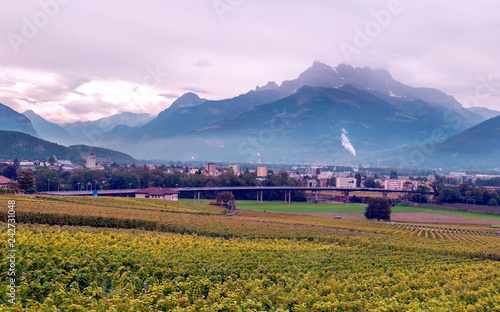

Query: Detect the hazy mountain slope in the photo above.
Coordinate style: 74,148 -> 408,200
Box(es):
118,85 -> 463,163
23,110 -> 72,144
0,131 -> 79,161
263,62 -> 484,129
202,85 -> 457,152
0,104 -> 38,136
63,112 -> 154,143
468,106 -> 500,120
391,115 -> 500,169
135,92 -> 207,138
134,89 -> 282,139
435,115 -> 500,155
68,145 -> 136,164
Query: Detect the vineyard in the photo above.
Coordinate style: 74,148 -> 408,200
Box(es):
1,195 -> 500,310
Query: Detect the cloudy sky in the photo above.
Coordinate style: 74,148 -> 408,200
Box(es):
1,0 -> 499,123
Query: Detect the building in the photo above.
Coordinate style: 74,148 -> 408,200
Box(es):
306,166 -> 319,177
0,176 -> 12,189
257,166 -> 268,177
86,154 -> 97,169
229,165 -> 240,175
189,168 -> 200,175
335,172 -> 352,178
19,161 -> 35,170
336,177 -> 357,188
135,187 -> 179,201
319,171 -> 334,179
307,179 -> 318,187
205,163 -> 217,176
384,179 -> 418,191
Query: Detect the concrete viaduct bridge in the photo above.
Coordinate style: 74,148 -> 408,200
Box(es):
40,186 -> 420,204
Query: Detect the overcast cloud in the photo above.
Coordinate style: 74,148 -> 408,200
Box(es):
1,0 -> 499,123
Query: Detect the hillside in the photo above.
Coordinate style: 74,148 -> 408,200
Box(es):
204,85 -> 467,160
23,110 -> 72,144
431,115 -> 500,167
68,144 -> 136,164
63,112 -> 154,143
468,106 -> 500,120
0,131 -> 79,161
117,85 -> 466,162
134,89 -> 282,139
273,62 -> 485,128
0,103 -> 38,136
0,131 -> 137,164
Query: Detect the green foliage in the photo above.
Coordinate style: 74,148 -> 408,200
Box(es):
2,165 -> 17,180
0,188 -> 14,194
488,198 -> 499,206
363,177 -> 382,188
215,191 -> 235,205
365,198 -> 391,221
17,170 -> 35,192
438,187 -> 460,203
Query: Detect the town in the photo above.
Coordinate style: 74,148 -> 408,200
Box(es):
1,153 -> 499,208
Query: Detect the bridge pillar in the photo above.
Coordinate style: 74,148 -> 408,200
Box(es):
260,191 -> 263,204
288,190 -> 291,203
197,192 -> 200,204
342,191 -> 350,203
257,191 -> 259,203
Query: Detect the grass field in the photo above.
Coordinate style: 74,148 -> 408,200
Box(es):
180,198 -> 500,221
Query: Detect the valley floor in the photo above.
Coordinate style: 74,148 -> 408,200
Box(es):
1,195 -> 500,311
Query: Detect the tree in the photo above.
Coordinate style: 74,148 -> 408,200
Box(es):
438,187 -> 460,203
364,178 -> 382,188
216,191 -> 236,210
17,170 -> 35,194
3,165 -> 17,180
48,156 -> 56,166
216,191 -> 235,205
488,198 -> 499,206
364,198 -> 391,221
390,171 -> 398,179
355,173 -> 362,187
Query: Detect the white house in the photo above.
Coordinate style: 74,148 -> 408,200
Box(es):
135,187 -> 179,201
384,179 -> 418,191
0,176 -> 12,189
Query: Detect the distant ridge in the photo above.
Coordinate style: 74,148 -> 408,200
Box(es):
0,131 -> 136,164
0,103 -> 38,136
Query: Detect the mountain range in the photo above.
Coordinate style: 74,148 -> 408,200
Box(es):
1,62 -> 499,168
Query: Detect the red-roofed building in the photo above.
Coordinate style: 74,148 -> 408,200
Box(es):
135,187 -> 179,201
0,176 -> 12,189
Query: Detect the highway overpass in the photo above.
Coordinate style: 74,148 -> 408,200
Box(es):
39,186 -> 420,203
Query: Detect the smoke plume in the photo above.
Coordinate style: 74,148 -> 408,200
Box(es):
341,129 -> 356,157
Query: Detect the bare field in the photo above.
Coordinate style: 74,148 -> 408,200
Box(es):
295,212 -> 500,225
